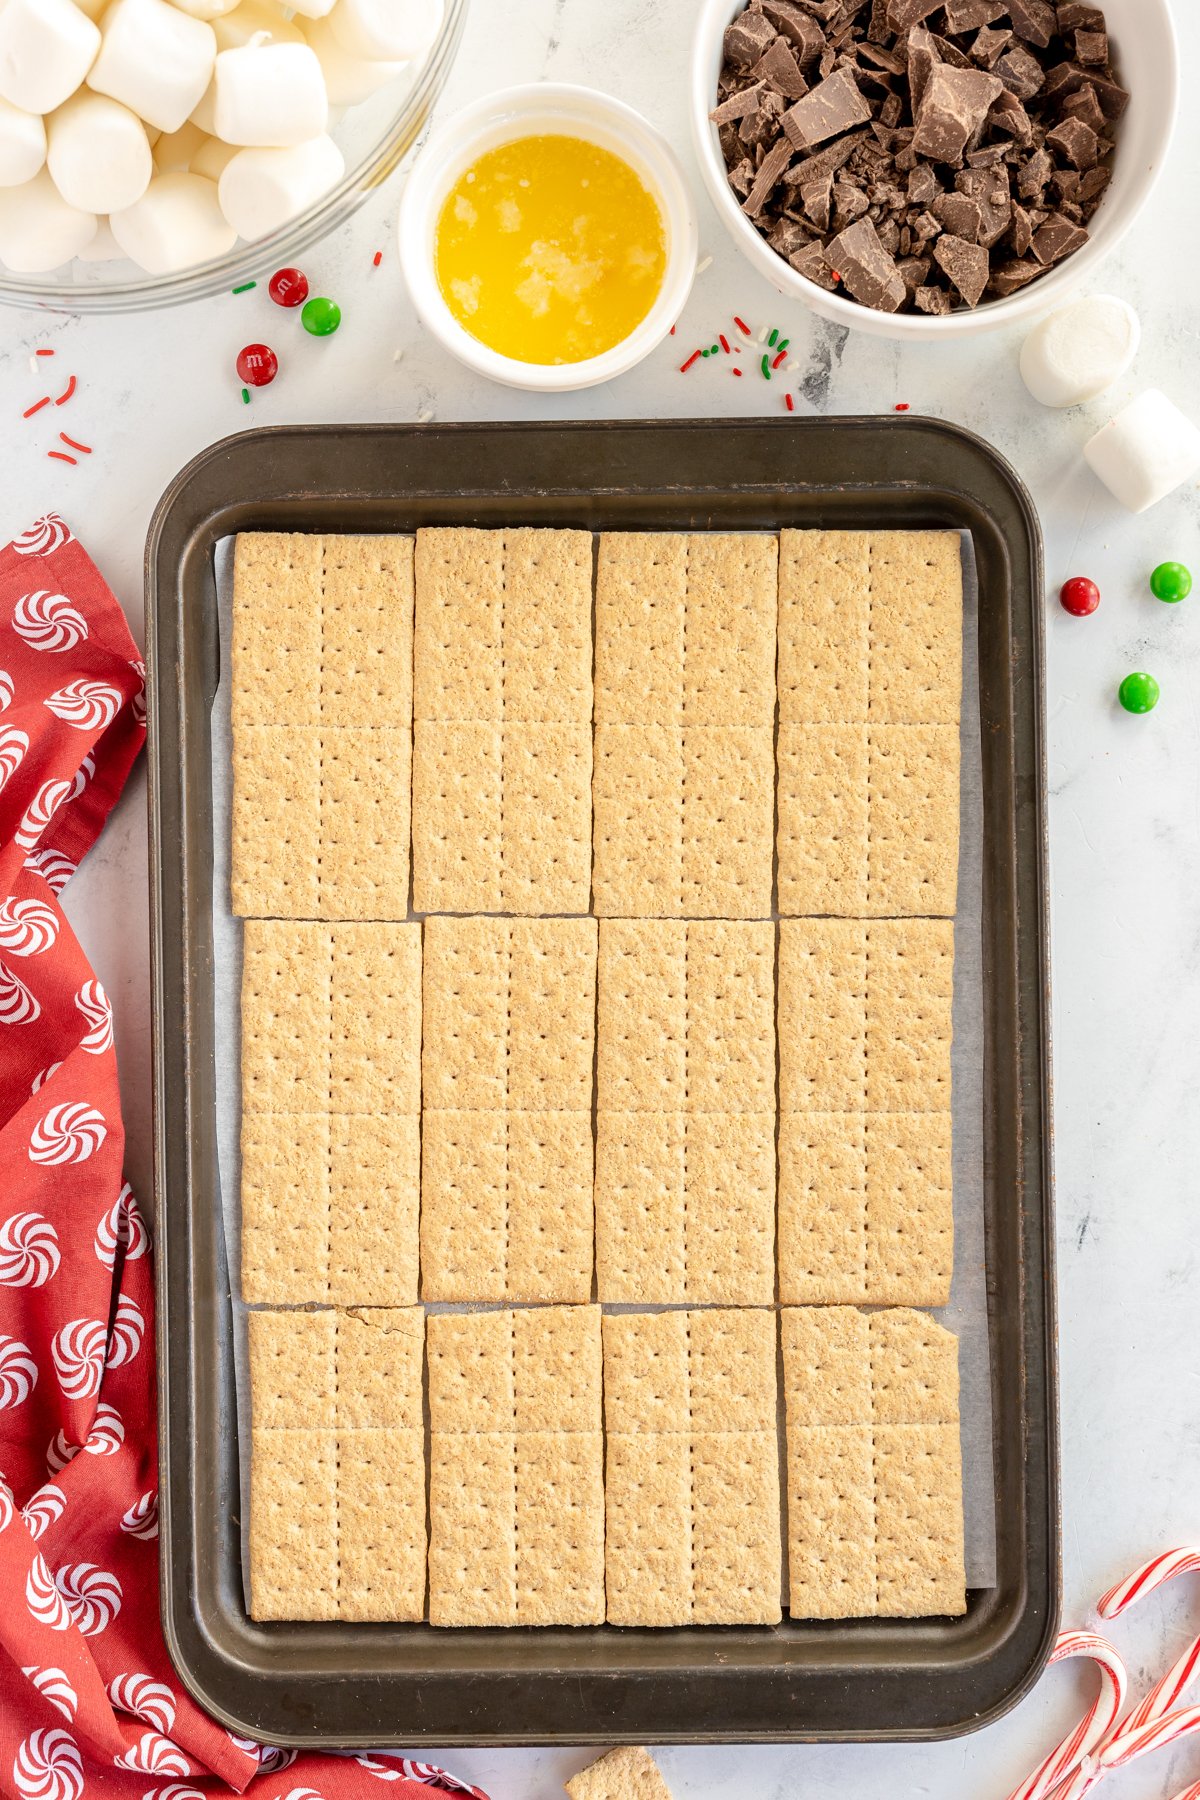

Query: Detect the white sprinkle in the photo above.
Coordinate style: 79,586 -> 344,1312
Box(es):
758,323 -> 769,342
786,360 -> 797,372
695,254 -> 713,274
29,354 -> 38,375
393,348 -> 404,362
417,407 -> 434,423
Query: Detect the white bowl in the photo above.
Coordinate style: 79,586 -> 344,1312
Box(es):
398,82 -> 698,390
691,0 -> 1179,340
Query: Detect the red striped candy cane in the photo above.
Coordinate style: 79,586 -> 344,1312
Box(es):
1004,1631 -> 1129,1800
1099,1547 -> 1200,1731
1166,1784 -> 1200,1800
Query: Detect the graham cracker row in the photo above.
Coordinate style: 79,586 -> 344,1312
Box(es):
782,1307 -> 965,1620
230,533 -> 414,920
240,921 -> 421,1307
427,1307 -> 604,1627
565,1747 -> 673,1800
420,917 -> 596,1302
777,919 -> 953,1309
411,529 -> 593,914
603,1311 -> 781,1627
248,1307 -> 425,1622
595,921 -> 775,1304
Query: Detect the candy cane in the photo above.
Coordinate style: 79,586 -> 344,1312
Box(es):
1004,1632 -> 1129,1800
1166,1783 -> 1200,1800
1099,1548 -> 1200,1731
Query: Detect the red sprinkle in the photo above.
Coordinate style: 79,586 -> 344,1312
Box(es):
59,432 -> 91,454
830,270 -> 841,283
771,348 -> 787,370
679,350 -> 702,373
35,348 -> 54,357
372,250 -> 382,267
22,396 -> 51,418
54,375 -> 76,405
719,334 -> 731,354
670,325 -> 676,335
47,451 -> 76,465
894,402 -> 911,412
785,392 -> 795,412
732,367 -> 743,377
733,316 -> 751,336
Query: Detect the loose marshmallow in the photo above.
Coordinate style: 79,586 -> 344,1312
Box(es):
303,14 -> 407,107
0,97 -> 46,188
48,91 -> 152,214
213,44 -> 328,147
1020,295 -> 1140,409
218,134 -> 343,239
212,2 -> 304,50
173,0 -> 242,17
76,216 -> 122,259
0,169 -> 96,271
110,168 -> 234,271
189,133 -> 237,181
329,0 -> 441,62
153,119 -> 207,171
88,0 -> 216,135
0,0 -> 101,116
1084,390 -> 1200,514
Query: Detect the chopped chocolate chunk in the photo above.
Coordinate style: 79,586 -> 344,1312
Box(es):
933,192 -> 984,239
907,163 -> 942,204
710,81 -> 768,124
971,26 -> 1012,68
879,91 -> 904,126
760,0 -> 827,61
719,122 -> 743,164
995,44 -> 1046,99
1007,0 -> 1057,46
742,135 -> 796,213
789,239 -> 839,287
897,253 -> 932,290
933,231 -> 990,303
906,26 -> 940,113
1030,212 -> 1088,263
1046,114 -> 1100,168
930,34 -> 975,71
915,283 -> 952,313
800,172 -> 833,226
885,0 -> 940,28
943,0 -> 1006,28
740,87 -> 787,144
1081,69 -> 1129,118
1059,84 -> 1106,131
989,88 -> 1036,142
1057,2 -> 1105,25
826,216 -> 906,308
791,0 -> 842,21
967,144 -> 1009,167
767,214 -> 816,256
1017,144 -> 1052,195
858,41 -> 906,73
909,207 -> 943,240
751,35 -> 811,96
957,164 -> 1012,243
1077,163 -> 1111,204
988,257 -> 1043,294
832,178 -> 872,227
1074,28 -> 1108,64
913,64 -> 1004,165
781,65 -> 873,147
785,127 -> 870,182
727,156 -> 756,197
725,11 -> 778,69
877,215 -> 902,254
1008,201 -> 1034,253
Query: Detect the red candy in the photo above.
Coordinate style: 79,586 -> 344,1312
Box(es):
236,343 -> 278,387
1060,576 -> 1100,617
268,267 -> 309,307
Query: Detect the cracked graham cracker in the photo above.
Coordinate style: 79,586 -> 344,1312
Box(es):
248,1306 -> 425,1621
427,1306 -> 604,1627
231,532 -> 414,921
565,1747 -> 673,1800
776,529 -> 962,916
411,527 -> 593,913
603,1310 -> 781,1626
240,920 -> 421,1306
777,919 -> 954,1307
592,533 -> 775,918
420,915 -> 596,1302
782,1307 -> 965,1620
596,920 -> 774,1303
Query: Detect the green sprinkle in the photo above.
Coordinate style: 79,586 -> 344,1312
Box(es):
241,387 -> 250,404
701,347 -> 711,356
710,342 -> 719,354
232,280 -> 256,294
777,336 -> 790,351
760,353 -> 771,379
767,327 -> 778,347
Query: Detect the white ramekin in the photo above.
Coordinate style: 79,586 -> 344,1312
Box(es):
691,0 -> 1179,341
398,83 -> 699,390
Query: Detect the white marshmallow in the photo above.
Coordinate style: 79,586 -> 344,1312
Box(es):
88,0 -> 216,135
76,215 -> 122,259
213,43 -> 328,146
0,169 -> 96,271
218,134 -> 343,238
173,0 -> 242,18
329,0 -> 441,62
154,119 -> 207,171
303,13 -> 407,107
189,133 -> 237,182
48,91 -> 152,214
0,0 -> 101,116
110,168 -> 234,271
1020,295 -> 1140,409
1084,390 -> 1200,514
286,0 -> 336,16
0,97 -> 45,187
212,2 -> 304,50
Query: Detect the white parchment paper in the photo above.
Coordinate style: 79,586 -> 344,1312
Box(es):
210,528 -> 996,1602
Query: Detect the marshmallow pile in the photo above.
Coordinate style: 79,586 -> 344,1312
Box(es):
0,0 -> 443,276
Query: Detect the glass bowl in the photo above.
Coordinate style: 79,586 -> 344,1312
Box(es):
0,0 -> 468,315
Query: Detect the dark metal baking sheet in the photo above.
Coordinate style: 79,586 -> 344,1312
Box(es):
146,418 -> 1057,1747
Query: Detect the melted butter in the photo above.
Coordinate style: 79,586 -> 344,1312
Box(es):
435,134 -> 667,365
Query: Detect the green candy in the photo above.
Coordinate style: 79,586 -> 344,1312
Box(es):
1150,560 -> 1192,603
301,296 -> 341,337
1119,671 -> 1160,714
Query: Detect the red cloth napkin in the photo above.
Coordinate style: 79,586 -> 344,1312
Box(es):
0,516 -> 486,1800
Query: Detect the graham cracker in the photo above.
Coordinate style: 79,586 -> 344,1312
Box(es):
426,1306 -> 604,1627
239,921 -> 421,1305
248,1307 -> 425,1621
230,533 -> 414,920
595,920 -> 775,1303
565,1747 -> 673,1800
782,1306 -> 965,1620
420,916 -> 596,1302
777,919 -> 953,1307
776,529 -> 961,917
602,1310 -> 781,1626
411,527 -> 593,913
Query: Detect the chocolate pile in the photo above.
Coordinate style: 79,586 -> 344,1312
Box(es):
713,0 -> 1126,314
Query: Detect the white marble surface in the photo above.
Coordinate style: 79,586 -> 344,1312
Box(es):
3,1 -> 1200,1794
